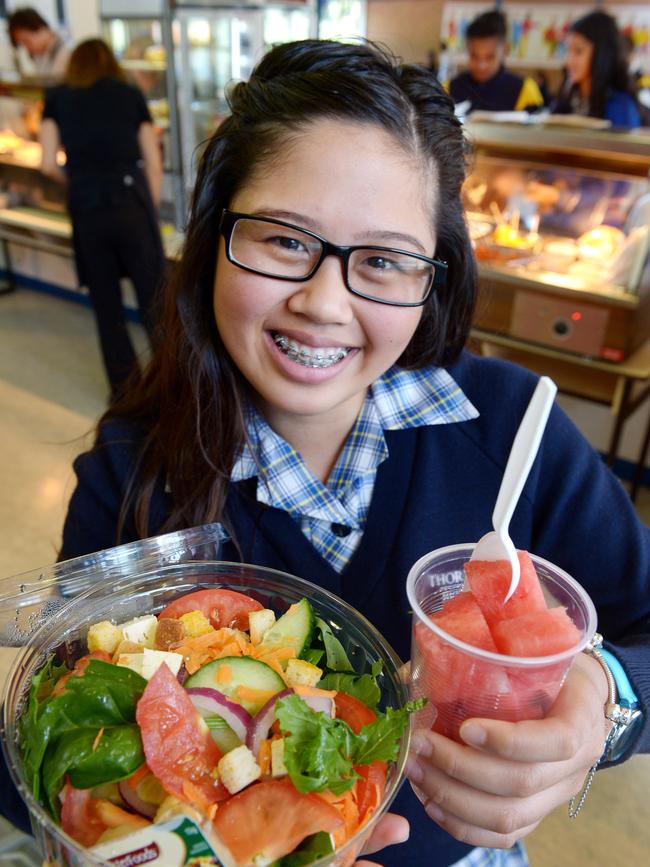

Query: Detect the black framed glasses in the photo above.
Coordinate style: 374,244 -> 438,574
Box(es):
219,209 -> 447,307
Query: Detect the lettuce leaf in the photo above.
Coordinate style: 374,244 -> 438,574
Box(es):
275,694 -> 424,796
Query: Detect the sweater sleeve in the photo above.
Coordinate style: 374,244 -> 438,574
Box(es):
452,353 -> 650,756
59,421 -> 145,560
531,405 -> 650,753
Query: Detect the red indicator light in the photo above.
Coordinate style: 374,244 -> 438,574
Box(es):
571,311 -> 582,322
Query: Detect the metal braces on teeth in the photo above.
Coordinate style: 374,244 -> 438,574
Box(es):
273,334 -> 347,368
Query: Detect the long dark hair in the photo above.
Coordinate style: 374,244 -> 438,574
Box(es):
567,12 -> 634,119
106,39 -> 477,540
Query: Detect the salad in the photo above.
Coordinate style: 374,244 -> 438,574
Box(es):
19,587 -> 420,866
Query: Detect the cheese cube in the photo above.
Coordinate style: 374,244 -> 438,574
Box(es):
120,615 -> 158,648
140,648 -> 184,680
217,745 -> 261,794
87,621 -> 123,654
249,609 -> 276,645
116,652 -> 144,676
285,659 -> 323,688
270,739 -> 288,778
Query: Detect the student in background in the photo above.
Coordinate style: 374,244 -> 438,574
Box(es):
7,7 -> 70,80
552,11 -> 641,128
39,39 -> 165,401
449,9 -> 543,113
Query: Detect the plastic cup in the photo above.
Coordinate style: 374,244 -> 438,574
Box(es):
406,543 -> 597,746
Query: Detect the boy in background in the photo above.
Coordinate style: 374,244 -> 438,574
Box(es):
449,10 -> 543,113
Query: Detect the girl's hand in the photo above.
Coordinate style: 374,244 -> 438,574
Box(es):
405,653 -> 611,849
355,812 -> 410,865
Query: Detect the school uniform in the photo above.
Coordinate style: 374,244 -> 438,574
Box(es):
43,78 -> 165,393
450,67 -> 543,113
3,353 -> 649,866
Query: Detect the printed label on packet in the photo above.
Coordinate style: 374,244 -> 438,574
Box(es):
90,816 -> 235,867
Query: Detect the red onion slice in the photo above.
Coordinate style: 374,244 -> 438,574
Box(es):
186,687 -> 252,743
247,690 -> 334,758
118,778 -> 158,819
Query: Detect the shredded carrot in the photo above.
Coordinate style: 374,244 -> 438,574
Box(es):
215,665 -> 232,684
258,739 -> 272,775
92,727 -> 105,752
293,685 -> 337,699
319,789 -> 359,848
234,685 -> 280,705
206,803 -> 218,821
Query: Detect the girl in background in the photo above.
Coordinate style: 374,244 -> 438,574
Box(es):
553,11 -> 641,128
40,39 -> 165,400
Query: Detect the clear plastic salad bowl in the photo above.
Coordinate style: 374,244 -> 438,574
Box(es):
0,530 -> 410,867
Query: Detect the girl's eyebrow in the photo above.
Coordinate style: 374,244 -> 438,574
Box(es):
251,208 -> 428,253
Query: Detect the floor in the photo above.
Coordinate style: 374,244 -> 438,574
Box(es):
0,287 -> 649,862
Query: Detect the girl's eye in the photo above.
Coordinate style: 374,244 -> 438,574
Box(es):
268,234 -> 307,253
364,255 -> 395,271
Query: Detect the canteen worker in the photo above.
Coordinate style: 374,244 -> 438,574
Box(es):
40,39 -> 165,400
7,6 -> 70,79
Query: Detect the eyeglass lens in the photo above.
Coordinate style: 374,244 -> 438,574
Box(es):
229,217 -> 434,305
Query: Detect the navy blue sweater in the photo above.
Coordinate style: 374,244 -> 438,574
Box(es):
4,353 -> 649,865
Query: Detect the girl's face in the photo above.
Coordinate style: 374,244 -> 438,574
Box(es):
213,118 -> 437,440
565,33 -> 594,90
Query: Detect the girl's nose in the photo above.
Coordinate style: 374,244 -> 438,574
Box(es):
287,255 -> 355,325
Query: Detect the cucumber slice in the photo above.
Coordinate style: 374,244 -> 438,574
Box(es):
184,656 -> 285,714
259,597 -> 315,661
203,715 -> 242,753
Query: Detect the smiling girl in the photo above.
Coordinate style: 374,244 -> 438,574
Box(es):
5,38 -> 649,867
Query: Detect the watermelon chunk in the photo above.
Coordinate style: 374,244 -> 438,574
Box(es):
491,607 -> 581,657
430,591 -> 498,652
464,551 -> 547,628
413,594 -> 511,739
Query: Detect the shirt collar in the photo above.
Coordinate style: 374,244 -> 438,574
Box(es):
232,364 -> 478,524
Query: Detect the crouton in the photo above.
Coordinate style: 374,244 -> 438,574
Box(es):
217,745 -> 261,794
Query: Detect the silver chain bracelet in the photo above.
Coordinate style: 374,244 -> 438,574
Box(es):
567,726 -> 616,819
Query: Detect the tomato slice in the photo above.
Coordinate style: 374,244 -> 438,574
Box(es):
334,692 -> 388,824
334,691 -> 377,733
212,779 -> 343,865
158,588 -> 263,630
136,663 -> 227,810
60,782 -> 107,847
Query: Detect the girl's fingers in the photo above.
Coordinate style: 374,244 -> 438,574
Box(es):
359,812 -> 409,855
408,729 -> 572,798
423,801 -> 542,851
408,753 -> 586,836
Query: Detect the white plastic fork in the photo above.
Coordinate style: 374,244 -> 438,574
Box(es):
468,376 -> 558,603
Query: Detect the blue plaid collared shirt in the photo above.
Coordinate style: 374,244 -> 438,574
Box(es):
231,364 -> 479,573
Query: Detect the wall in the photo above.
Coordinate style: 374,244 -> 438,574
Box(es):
367,0 -> 442,64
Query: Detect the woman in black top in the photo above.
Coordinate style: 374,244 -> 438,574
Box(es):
40,38 -> 165,399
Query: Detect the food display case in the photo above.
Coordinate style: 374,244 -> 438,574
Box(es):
463,120 -> 650,361
100,0 -> 184,226
174,0 -> 316,193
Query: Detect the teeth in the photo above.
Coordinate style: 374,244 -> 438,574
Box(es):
273,333 -> 349,368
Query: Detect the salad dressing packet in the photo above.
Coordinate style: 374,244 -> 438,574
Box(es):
90,815 -> 236,867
